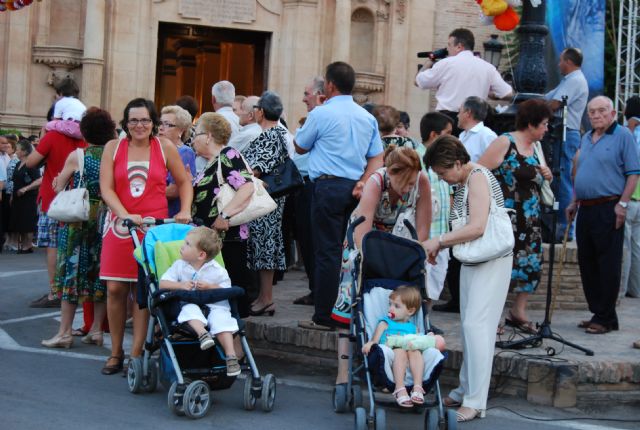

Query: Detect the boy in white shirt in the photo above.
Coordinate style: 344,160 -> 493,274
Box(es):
160,226 -> 241,377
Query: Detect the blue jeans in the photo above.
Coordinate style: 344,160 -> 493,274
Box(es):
557,129 -> 581,239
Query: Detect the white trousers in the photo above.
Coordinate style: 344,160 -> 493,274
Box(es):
426,248 -> 449,301
449,254 -> 512,410
177,303 -> 239,335
621,201 -> 640,298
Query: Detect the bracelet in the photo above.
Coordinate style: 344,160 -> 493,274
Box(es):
220,212 -> 231,220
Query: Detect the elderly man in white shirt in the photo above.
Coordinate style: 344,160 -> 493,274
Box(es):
458,96 -> 497,162
416,28 -> 512,134
211,80 -> 240,134
228,95 -> 262,154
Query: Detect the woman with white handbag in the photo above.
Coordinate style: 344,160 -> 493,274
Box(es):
191,112 -> 273,318
422,135 -> 513,422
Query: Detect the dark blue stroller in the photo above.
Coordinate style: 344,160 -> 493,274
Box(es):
332,217 -> 456,430
124,219 -> 276,419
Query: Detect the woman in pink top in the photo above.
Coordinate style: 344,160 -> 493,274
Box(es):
99,98 -> 192,375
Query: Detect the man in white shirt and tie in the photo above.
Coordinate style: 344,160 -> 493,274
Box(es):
458,96 -> 497,162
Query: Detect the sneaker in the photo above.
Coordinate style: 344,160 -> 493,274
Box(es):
226,356 -> 241,377
198,332 -> 215,350
29,294 -> 61,308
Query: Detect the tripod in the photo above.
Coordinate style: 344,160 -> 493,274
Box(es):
496,96 -> 594,356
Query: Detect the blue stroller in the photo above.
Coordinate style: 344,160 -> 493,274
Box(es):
332,217 -> 456,430
124,219 -> 276,419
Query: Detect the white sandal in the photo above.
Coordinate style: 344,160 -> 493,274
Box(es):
456,406 -> 486,422
410,386 -> 425,404
393,387 -> 413,408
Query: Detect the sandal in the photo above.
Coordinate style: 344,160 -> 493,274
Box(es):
504,312 -> 537,334
577,320 -> 592,329
101,354 -> 124,375
71,328 -> 87,337
298,320 -> 334,331
410,386 -> 425,405
456,406 -> 485,422
443,396 -> 461,407
585,323 -> 611,334
393,387 -> 413,408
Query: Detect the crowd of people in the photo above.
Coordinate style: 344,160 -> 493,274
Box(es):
1,26 -> 639,423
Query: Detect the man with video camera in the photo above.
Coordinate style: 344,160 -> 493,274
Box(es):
415,28 -> 512,135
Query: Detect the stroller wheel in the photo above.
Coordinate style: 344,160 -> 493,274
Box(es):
350,385 -> 363,411
374,407 -> 386,430
167,381 -> 185,416
127,357 -> 143,394
445,408 -> 458,430
261,374 -> 277,412
143,358 -> 159,393
425,408 -> 438,430
183,380 -> 211,419
243,374 -> 257,411
354,407 -> 367,430
333,383 -> 348,413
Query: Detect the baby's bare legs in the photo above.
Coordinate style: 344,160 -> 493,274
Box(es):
188,320 -> 207,336
392,348 -> 409,392
408,350 -> 424,390
215,331 -> 237,358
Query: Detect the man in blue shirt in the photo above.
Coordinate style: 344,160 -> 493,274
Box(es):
295,62 -> 384,329
545,48 -> 589,241
566,96 -> 640,334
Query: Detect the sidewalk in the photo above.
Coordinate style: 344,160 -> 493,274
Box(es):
244,269 -> 640,408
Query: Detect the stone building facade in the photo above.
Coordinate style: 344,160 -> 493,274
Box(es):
0,0 -> 508,137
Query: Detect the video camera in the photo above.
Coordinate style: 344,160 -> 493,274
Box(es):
417,48 -> 447,61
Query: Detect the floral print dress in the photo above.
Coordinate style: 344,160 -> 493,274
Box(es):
491,133 -> 544,293
54,146 -> 106,304
191,146 -> 253,241
242,126 -> 289,271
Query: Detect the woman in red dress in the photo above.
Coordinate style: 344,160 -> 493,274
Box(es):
99,98 -> 192,375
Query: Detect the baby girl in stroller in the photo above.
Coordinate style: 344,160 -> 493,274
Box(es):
362,286 -> 445,408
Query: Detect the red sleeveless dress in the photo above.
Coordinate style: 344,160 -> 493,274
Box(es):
99,137 -> 168,281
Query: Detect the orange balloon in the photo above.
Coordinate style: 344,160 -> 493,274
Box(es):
494,5 -> 520,31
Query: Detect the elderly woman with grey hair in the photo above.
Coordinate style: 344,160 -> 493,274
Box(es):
243,91 -> 289,316
160,105 -> 196,217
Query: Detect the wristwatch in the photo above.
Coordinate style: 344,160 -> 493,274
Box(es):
618,201 -> 628,209
220,212 -> 231,220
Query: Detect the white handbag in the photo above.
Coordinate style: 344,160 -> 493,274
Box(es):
214,154 -> 277,227
533,141 -> 554,207
48,148 -> 90,223
451,168 -> 514,264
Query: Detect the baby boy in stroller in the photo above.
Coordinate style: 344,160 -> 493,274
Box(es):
362,286 -> 445,408
159,226 -> 241,377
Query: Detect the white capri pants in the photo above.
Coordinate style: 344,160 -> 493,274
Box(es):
426,248 -> 449,301
177,303 -> 239,335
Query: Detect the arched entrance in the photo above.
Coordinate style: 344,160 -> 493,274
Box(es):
155,22 -> 270,116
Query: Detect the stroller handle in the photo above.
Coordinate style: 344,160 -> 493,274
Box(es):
347,216 -> 366,249
122,217 -> 176,230
403,219 -> 419,241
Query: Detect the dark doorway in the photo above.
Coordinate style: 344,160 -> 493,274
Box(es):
155,22 -> 270,117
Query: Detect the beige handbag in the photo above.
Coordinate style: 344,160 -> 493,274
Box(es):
214,154 -> 276,226
533,141 -> 554,207
48,148 -> 89,223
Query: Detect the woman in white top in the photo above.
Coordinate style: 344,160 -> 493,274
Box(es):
422,135 -> 512,422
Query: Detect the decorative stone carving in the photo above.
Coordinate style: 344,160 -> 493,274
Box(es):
396,0 -> 407,23
179,0 -> 256,24
32,45 -> 83,88
353,71 -> 385,104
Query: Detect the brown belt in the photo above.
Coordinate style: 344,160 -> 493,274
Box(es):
315,174 -> 339,181
578,195 -> 620,207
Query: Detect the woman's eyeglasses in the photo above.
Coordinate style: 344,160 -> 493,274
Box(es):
128,118 -> 153,126
159,121 -> 177,128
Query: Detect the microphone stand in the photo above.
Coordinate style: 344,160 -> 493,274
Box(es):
496,96 -> 594,356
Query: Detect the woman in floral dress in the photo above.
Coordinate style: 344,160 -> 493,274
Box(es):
41,107 -> 115,349
191,112 -> 256,317
478,99 -> 553,332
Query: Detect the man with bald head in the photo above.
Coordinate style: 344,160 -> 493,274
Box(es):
567,96 -> 640,334
228,95 -> 261,154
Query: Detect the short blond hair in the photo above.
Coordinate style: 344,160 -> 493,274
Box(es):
187,226 -> 222,260
195,112 -> 232,146
161,105 -> 193,131
389,286 -> 421,314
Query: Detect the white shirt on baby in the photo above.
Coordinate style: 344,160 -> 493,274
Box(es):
161,258 -> 232,311
54,97 -> 87,121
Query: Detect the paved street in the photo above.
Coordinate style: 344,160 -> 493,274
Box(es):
1,250 -> 639,429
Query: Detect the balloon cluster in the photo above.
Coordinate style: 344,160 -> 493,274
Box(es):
476,0 -> 522,32
0,0 -> 38,12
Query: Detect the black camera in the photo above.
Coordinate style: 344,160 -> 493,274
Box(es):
417,48 -> 447,61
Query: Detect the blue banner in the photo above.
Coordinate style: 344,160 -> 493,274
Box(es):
545,0 -> 605,94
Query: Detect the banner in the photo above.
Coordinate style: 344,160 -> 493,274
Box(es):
545,0 -> 605,95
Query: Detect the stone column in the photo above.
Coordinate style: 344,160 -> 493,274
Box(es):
80,0 -> 106,107
332,0 -> 351,62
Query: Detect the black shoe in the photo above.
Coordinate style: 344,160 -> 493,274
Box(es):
293,293 -> 314,305
432,301 -> 459,313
